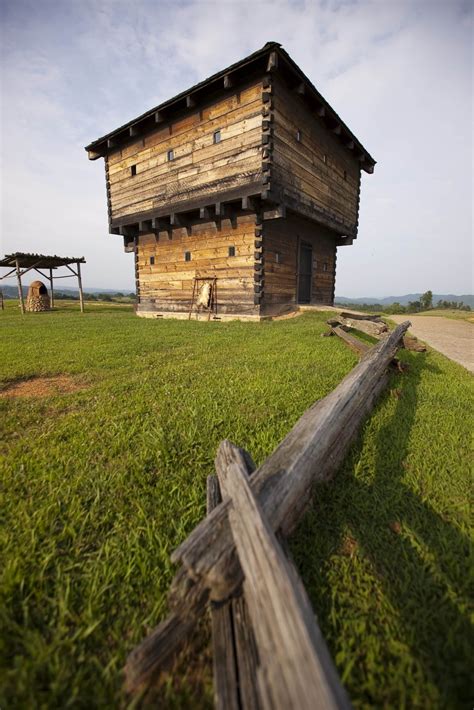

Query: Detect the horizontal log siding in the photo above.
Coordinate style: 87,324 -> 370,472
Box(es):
136,214 -> 258,316
107,82 -> 263,220
271,77 -> 360,232
262,214 -> 336,316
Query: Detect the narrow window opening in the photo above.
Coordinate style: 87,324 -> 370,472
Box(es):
343,169 -> 347,180
167,149 -> 174,162
131,164 -> 137,176
296,129 -> 302,143
185,251 -> 191,262
213,130 -> 221,144
228,246 -> 235,257
275,252 -> 282,264
150,256 -> 155,265
323,262 -> 328,272
323,154 -> 328,164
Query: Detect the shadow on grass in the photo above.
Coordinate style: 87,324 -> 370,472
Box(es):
293,355 -> 473,707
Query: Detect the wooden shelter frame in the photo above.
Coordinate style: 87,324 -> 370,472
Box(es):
0,253 -> 86,314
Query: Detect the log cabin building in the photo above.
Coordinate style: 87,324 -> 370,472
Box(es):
85,42 -> 375,319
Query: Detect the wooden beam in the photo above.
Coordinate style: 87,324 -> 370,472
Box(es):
223,74 -> 233,89
242,196 -> 257,211
217,444 -> 350,710
294,82 -> 305,96
152,217 -> 170,232
207,476 -> 240,710
186,95 -> 196,108
87,149 -> 102,160
155,111 -> 165,124
107,138 -> 117,149
170,213 -> 191,235
129,125 -> 140,137
119,225 -> 138,238
263,205 -> 286,220
199,207 -> 211,220
332,124 -> 342,135
139,220 -> 153,234
15,258 -> 25,315
266,51 -> 278,72
331,326 -> 370,357
316,106 -> 326,117
49,268 -> 55,310
215,202 -> 226,219
77,261 -> 85,314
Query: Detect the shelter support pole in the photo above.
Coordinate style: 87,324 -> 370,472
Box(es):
49,268 -> 55,309
77,262 -> 84,313
15,258 -> 25,314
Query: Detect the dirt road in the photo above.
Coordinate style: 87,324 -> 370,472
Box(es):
391,315 -> 474,372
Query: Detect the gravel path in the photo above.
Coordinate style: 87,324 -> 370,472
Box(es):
391,315 -> 474,372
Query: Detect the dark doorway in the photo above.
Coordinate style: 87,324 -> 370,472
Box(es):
297,241 -> 312,303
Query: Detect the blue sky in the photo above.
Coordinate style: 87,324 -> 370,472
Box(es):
0,0 -> 472,295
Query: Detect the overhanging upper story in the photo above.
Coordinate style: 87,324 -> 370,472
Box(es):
85,42 -> 376,249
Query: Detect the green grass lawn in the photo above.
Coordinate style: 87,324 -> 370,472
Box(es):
1,301 -> 472,708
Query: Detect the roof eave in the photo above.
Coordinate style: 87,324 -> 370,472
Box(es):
85,41 -> 376,173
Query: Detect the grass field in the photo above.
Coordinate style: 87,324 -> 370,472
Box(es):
413,309 -> 474,322
1,302 -> 472,708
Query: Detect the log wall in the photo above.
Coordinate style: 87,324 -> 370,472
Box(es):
271,76 -> 360,234
262,214 -> 337,316
107,81 -> 264,222
136,214 -> 257,316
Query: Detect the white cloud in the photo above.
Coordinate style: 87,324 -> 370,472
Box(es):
0,0 -> 472,294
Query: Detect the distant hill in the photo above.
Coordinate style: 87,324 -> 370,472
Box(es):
1,285 -> 134,299
335,294 -> 474,308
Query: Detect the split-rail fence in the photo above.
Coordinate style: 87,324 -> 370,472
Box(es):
124,320 -> 411,707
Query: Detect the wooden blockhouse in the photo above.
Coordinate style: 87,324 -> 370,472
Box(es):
85,42 -> 375,319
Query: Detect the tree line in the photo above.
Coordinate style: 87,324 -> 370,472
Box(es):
337,291 -> 472,315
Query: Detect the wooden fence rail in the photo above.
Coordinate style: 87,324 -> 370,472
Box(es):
217,443 -> 351,709
124,321 -> 410,697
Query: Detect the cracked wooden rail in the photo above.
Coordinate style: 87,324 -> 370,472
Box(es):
124,321 -> 410,694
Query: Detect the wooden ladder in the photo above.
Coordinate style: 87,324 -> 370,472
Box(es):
188,276 -> 218,321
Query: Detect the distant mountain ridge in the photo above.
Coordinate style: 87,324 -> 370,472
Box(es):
335,294 -> 474,308
1,285 -> 134,298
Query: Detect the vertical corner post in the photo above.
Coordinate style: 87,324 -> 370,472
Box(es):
49,267 -> 55,309
16,258 -> 25,314
77,262 -> 85,313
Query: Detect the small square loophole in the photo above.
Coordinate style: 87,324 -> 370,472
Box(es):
228,246 -> 235,257
150,256 -> 155,265
185,251 -> 191,262
213,130 -> 221,144
131,164 -> 137,176
167,149 -> 174,162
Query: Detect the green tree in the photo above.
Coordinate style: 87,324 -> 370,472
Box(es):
420,290 -> 433,310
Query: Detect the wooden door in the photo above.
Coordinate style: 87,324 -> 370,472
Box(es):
297,242 -> 312,303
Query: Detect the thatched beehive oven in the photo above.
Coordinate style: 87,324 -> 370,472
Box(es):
26,280 -> 50,312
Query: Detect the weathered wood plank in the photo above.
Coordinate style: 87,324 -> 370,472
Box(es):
209,455 -> 262,710
339,311 -> 382,322
216,442 -> 351,710
207,475 -> 240,710
331,326 -> 371,357
339,317 -> 388,337
123,322 -> 410,692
